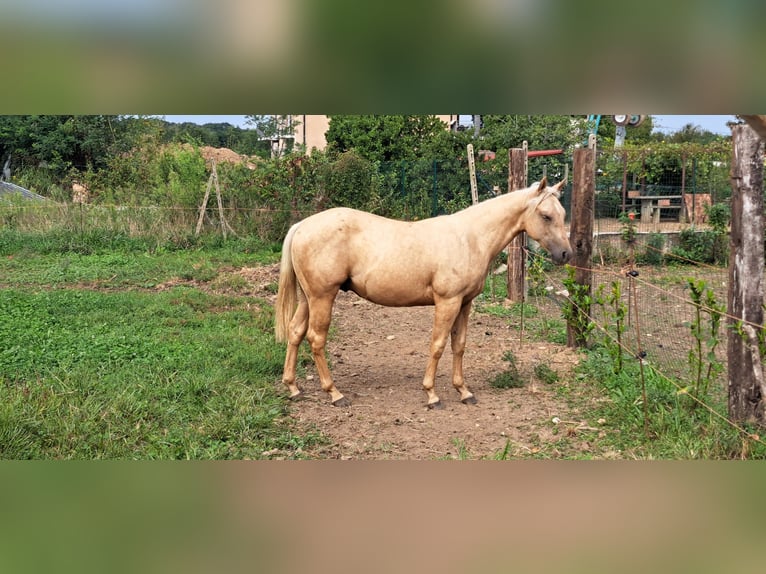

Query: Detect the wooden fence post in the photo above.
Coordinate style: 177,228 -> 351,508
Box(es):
566,137 -> 596,348
467,144 -> 479,205
728,123 -> 765,425
506,143 -> 528,302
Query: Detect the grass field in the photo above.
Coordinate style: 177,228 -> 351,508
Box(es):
0,231 -> 324,459
1,225 -> 764,459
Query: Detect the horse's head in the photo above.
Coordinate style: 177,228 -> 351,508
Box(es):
524,177 -> 572,265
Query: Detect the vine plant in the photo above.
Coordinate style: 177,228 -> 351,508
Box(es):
686,278 -> 725,405
562,264 -> 593,347
594,280 -> 629,373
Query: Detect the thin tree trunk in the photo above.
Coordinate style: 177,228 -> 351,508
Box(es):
728,123 -> 765,424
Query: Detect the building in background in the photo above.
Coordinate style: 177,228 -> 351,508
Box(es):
291,115 -> 331,152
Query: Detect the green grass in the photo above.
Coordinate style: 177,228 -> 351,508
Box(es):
0,287 -> 320,459
0,231 -> 281,288
0,230 -> 322,459
4,225 -> 758,460
570,345 -> 766,459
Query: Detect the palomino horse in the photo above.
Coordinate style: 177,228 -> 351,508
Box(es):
275,177 -> 572,408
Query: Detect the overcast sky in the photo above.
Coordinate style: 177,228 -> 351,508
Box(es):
160,115 -> 737,136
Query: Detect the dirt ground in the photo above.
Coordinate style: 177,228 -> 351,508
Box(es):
244,265 -> 587,460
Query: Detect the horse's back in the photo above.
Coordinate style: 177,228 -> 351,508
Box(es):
298,206 -> 403,232
293,207 -> 416,251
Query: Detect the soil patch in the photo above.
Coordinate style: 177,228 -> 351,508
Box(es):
245,264 -> 586,460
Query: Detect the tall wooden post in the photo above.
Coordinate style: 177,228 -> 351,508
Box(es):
620,150 -> 628,212
506,143 -> 528,302
728,123 -> 765,425
566,136 -> 596,348
467,144 -> 479,205
680,152 -> 688,222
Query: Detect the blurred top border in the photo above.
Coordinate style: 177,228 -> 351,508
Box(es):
1,0 -> 764,114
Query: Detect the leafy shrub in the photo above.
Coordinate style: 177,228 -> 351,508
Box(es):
672,227 -> 726,265
321,150 -> 380,210
639,233 -> 665,265
533,363 -> 559,384
490,350 -> 525,388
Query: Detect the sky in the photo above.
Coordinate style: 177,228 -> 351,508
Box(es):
161,115 -> 738,136
650,115 -> 735,135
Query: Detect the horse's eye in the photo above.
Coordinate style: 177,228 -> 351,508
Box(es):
541,214 -> 552,222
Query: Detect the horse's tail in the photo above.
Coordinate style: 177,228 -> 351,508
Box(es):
275,222 -> 301,343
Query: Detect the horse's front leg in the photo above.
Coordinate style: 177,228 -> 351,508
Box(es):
423,298 -> 462,409
450,300 -> 476,404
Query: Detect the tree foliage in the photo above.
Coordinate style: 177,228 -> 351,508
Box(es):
0,115 -> 135,175
594,115 -> 656,146
0,115 -> 271,177
162,120 -> 265,156
662,123 -> 725,145
480,115 -> 588,153
325,115 -> 449,163
0,114 -> 738,238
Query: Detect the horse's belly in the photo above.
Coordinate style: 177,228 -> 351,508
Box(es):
350,278 -> 434,307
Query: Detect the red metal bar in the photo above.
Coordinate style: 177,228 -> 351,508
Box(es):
527,149 -> 563,157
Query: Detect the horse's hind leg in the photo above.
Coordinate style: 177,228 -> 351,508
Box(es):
450,301 -> 476,404
281,298 -> 309,400
306,294 -> 348,406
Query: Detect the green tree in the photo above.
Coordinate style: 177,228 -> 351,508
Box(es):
325,115 -> 447,163
0,115 -> 150,177
479,115 -> 586,183
480,115 -> 586,152
663,123 -> 725,145
161,120 -> 265,156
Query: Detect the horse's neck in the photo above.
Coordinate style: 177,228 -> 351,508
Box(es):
454,189 -> 531,258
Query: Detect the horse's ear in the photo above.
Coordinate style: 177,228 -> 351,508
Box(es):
535,176 -> 548,194
551,179 -> 567,197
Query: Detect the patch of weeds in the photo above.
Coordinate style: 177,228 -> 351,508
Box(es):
211,273 -> 250,293
181,262 -> 218,283
492,439 -> 512,460
451,437 -> 471,460
490,350 -> 525,389
561,264 -> 594,347
573,345 -> 766,459
527,250 -> 551,296
542,320 -> 568,345
476,303 -> 512,318
534,363 -> 559,385
510,302 -> 538,319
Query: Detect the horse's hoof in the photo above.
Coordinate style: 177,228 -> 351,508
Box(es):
427,400 -> 444,410
461,395 -> 478,405
288,391 -> 303,401
332,396 -> 351,408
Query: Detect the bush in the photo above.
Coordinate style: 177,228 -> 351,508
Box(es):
322,150 -> 380,210
639,233 -> 665,265
672,227 -> 727,265
490,350 -> 525,389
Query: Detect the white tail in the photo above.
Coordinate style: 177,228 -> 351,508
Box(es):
274,223 -> 301,343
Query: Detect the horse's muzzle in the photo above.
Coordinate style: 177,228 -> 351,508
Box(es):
551,245 -> 572,265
